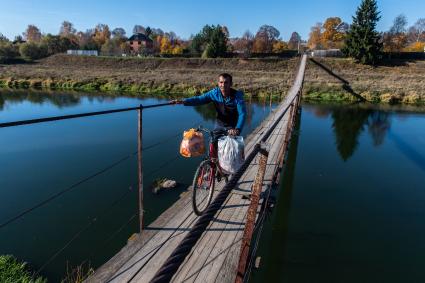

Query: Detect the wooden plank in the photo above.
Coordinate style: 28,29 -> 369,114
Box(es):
171,120 -> 284,282
171,187 -> 248,282
84,191 -> 192,283
107,197 -> 198,282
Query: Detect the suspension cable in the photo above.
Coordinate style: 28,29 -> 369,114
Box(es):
35,184 -> 135,274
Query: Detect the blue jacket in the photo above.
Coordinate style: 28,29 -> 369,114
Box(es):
183,87 -> 247,131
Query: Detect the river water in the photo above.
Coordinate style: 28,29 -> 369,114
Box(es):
250,102 -> 425,283
1,91 -> 425,282
0,90 -> 276,281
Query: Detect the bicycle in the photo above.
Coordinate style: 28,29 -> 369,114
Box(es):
191,126 -> 230,216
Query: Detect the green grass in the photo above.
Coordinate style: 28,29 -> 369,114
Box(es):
0,255 -> 47,283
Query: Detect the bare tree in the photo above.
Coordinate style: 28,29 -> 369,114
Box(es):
409,18 -> 425,42
389,14 -> 408,35
112,28 -> 126,38
254,25 -> 280,52
133,25 -> 146,35
384,14 -> 408,52
59,21 -> 76,37
23,24 -> 42,42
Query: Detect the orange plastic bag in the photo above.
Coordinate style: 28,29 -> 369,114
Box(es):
179,128 -> 205,158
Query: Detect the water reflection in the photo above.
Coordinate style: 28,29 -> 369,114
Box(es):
367,112 -> 391,146
309,103 -> 395,161
0,89 -> 82,108
0,89 -> 278,282
331,106 -> 371,161
252,102 -> 425,283
308,102 -> 425,170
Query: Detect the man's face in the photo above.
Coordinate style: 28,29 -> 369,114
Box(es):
218,76 -> 232,96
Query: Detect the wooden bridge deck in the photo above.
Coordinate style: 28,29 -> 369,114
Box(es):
86,55 -> 306,283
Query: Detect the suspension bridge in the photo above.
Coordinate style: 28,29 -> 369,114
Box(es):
84,54 -> 307,282
0,54 -> 307,282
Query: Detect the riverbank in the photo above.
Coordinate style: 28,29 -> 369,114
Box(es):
0,55 -> 298,98
1,55 -> 425,103
304,57 -> 425,104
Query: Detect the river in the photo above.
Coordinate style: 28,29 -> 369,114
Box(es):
250,102 -> 425,283
0,89 -> 276,281
1,90 -> 425,282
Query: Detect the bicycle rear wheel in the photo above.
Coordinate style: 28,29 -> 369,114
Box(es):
192,160 -> 215,215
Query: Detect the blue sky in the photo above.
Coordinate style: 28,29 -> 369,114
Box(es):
0,0 -> 424,41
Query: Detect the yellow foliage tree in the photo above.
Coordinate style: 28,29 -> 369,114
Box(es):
93,24 -> 111,47
308,23 -> 323,49
171,45 -> 183,54
383,33 -> 408,52
322,17 -> 345,49
160,36 -> 172,54
252,36 -> 267,52
272,41 -> 288,52
404,41 -> 425,52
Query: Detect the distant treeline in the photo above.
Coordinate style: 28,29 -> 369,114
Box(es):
1,0 -> 424,64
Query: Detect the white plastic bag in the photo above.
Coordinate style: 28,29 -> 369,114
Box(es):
218,136 -> 245,174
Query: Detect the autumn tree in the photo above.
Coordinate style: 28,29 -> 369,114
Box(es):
59,21 -> 76,37
342,0 -> 382,65
383,14 -> 408,52
288,32 -> 301,50
77,29 -> 98,50
253,25 -> 280,52
23,25 -> 42,42
322,17 -> 346,48
160,36 -> 172,54
404,41 -> 425,52
232,30 -> 254,56
93,24 -> 111,47
308,23 -> 323,49
272,40 -> 288,52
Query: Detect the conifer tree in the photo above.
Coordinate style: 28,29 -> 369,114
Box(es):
342,0 -> 382,65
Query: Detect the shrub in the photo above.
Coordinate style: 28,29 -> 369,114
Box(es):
19,42 -> 48,60
0,42 -> 19,63
0,255 -> 46,283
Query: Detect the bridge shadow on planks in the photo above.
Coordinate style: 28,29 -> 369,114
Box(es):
309,58 -> 366,102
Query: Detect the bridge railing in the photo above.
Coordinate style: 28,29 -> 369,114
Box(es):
0,101 -> 179,230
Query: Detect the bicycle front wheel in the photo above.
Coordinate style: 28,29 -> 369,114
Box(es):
192,160 -> 215,215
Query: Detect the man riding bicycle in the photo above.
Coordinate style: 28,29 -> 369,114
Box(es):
171,73 -> 247,145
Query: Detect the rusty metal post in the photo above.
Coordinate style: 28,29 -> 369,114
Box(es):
138,104 -> 144,233
236,142 -> 269,283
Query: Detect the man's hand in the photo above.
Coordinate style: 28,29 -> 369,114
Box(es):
170,99 -> 184,105
228,128 -> 240,136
